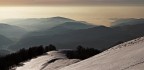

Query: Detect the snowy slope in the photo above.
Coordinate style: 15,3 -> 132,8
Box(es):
15,51 -> 80,70
60,37 -> 144,70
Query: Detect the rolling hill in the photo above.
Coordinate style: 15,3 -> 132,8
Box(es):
8,18 -> 144,51
9,25 -> 131,51
60,36 -> 144,70
0,23 -> 28,41
3,17 -> 76,31
0,34 -> 13,49
111,18 -> 144,26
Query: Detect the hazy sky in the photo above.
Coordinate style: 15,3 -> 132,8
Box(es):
0,0 -> 144,26
0,0 -> 144,5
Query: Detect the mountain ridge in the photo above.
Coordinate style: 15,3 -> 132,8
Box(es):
0,23 -> 28,41
2,17 -> 76,31
60,36 -> 144,70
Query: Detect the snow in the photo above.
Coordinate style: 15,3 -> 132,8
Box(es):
60,37 -> 144,70
16,51 -> 80,70
15,37 -> 144,70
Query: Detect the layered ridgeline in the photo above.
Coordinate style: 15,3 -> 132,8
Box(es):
8,17 -> 96,51
60,36 -> 144,70
0,23 -> 28,41
0,34 -> 13,56
9,26 -> 129,50
111,18 -> 144,26
0,34 -> 13,49
8,18 -> 144,51
3,17 -> 92,31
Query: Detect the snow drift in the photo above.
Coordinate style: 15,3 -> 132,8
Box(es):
15,51 -> 80,70
60,37 -> 144,70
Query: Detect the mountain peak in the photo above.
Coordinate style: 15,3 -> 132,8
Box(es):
90,25 -> 109,29
111,18 -> 144,27
50,16 -> 75,21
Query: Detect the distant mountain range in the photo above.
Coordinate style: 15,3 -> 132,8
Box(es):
0,17 -> 144,51
3,17 -> 77,31
0,23 -> 28,41
111,18 -> 144,26
8,17 -> 144,51
9,19 -> 96,51
0,34 -> 13,49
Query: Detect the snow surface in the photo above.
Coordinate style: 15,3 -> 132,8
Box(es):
16,51 -> 80,70
60,37 -> 144,70
15,37 -> 144,70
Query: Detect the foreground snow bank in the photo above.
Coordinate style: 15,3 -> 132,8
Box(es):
16,51 -> 80,70
60,37 -> 144,70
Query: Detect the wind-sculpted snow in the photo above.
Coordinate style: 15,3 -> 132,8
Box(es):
16,51 -> 80,70
109,37 -> 144,51
60,37 -> 144,70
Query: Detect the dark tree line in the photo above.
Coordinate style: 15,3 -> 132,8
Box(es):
66,45 -> 101,60
0,44 -> 56,70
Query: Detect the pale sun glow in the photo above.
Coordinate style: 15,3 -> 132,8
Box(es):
0,6 -> 144,26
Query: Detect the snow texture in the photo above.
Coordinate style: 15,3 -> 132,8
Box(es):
16,51 -> 80,70
16,37 -> 144,70
60,37 -> 144,70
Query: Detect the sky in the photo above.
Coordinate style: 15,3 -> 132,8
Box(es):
0,0 -> 144,5
0,0 -> 144,26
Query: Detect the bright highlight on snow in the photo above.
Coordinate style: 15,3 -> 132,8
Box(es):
15,51 -> 80,70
